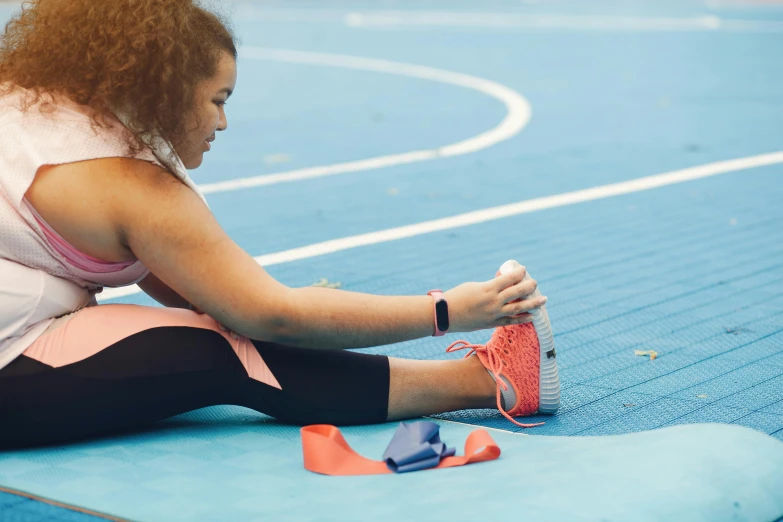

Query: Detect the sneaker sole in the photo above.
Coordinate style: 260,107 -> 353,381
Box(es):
499,261 -> 561,414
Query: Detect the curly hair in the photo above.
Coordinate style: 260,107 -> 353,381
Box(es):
0,0 -> 237,168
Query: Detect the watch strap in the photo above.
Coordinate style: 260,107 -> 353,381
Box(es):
427,290 -> 448,336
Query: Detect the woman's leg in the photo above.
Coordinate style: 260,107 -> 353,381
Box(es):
0,304 -> 497,448
387,356 -> 496,420
247,342 -> 496,424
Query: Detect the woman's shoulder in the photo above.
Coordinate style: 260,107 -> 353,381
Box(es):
0,83 -> 127,139
0,85 -> 166,171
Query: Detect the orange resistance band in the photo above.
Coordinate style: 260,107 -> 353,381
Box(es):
301,424 -> 501,476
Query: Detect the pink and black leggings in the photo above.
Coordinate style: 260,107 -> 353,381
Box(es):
0,305 -> 390,448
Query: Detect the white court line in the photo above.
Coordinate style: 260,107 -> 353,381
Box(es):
343,11 -> 783,32
233,7 -> 783,32
199,48 -> 531,194
99,151 -> 783,301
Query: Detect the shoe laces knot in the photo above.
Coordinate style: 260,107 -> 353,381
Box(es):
445,339 -> 545,429
445,340 -> 508,392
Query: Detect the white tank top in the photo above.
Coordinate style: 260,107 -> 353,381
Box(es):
0,83 -> 208,370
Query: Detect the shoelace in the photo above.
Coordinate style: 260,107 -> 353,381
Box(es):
446,340 -> 544,429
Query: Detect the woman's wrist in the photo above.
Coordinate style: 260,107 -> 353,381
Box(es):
282,288 -> 436,349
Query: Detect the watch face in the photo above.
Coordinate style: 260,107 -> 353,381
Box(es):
435,299 -> 449,332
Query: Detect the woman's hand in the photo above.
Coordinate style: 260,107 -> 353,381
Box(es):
444,265 -> 546,333
190,305 -> 240,339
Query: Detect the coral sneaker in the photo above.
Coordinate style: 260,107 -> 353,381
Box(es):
446,260 -> 560,427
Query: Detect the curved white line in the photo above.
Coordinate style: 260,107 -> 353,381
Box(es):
342,11 -> 783,32
233,7 -> 783,33
100,151 -> 783,301
199,47 -> 532,194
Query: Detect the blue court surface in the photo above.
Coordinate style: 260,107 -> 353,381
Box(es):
2,0 -> 783,520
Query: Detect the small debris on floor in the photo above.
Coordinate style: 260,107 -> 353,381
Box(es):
263,153 -> 291,164
696,394 -> 708,399
725,327 -> 749,335
623,403 -> 636,408
634,349 -> 658,361
311,278 -> 342,289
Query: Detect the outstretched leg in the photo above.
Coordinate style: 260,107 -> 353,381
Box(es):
0,304 -> 499,448
387,356 -> 496,420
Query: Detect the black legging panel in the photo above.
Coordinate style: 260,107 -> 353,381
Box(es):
0,327 -> 390,448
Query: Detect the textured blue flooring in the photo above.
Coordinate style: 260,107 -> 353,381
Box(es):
2,0 -> 783,520
355,162 -> 783,437
0,491 -> 104,522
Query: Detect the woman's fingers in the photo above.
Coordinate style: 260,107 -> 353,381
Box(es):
492,266 -> 539,305
494,312 -> 534,327
492,265 -> 526,291
218,323 -> 240,339
498,279 -> 538,304
499,278 -> 538,304
500,296 -> 546,317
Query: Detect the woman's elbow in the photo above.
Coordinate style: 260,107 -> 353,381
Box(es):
245,291 -> 303,345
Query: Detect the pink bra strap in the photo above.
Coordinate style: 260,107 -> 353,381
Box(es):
24,200 -> 136,273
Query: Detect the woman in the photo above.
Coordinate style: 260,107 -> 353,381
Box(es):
0,0 -> 557,448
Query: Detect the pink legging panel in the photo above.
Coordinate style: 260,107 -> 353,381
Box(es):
22,304 -> 282,389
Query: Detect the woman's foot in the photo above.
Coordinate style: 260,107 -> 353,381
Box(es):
446,261 -> 560,427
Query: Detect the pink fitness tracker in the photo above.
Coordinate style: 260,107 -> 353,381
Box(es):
427,290 -> 450,337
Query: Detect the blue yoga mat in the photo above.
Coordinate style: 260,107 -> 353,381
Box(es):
1,407 -> 782,522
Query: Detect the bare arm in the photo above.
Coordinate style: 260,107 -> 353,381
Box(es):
137,264 -> 433,348
109,159 -> 439,348
136,265 -> 432,348
27,158 -> 543,349
137,271 -> 191,309
276,286 -> 433,349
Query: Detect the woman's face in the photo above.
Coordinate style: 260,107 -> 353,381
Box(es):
177,51 -> 237,169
